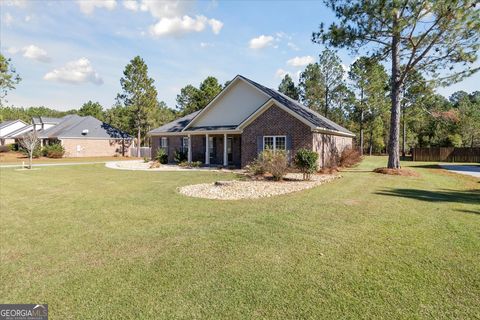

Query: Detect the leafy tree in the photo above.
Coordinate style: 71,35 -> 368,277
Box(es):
117,56 -> 158,156
278,74 -> 299,100
78,101 -> 104,120
0,54 -> 21,106
453,91 -> 480,147
317,48 -> 345,117
176,76 -> 223,115
198,76 -> 222,108
104,104 -> 132,135
314,0 -> 480,168
349,57 -> 389,154
299,63 -> 324,113
176,84 -> 202,115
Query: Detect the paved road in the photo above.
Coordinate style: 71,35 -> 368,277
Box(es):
0,161 -> 107,168
440,164 -> 480,178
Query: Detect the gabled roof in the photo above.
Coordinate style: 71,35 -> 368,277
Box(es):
148,111 -> 200,134
38,115 -> 131,139
0,119 -> 28,130
4,124 -> 36,138
237,75 -> 353,135
148,75 -> 354,137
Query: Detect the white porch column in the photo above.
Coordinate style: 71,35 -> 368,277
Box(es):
223,133 -> 228,166
187,134 -> 192,163
205,134 -> 210,165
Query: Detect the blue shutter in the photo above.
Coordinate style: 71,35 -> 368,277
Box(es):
257,136 -> 263,154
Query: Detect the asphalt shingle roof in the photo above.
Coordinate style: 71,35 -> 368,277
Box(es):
148,75 -> 354,136
38,115 -> 130,139
148,111 -> 200,134
238,75 -> 353,135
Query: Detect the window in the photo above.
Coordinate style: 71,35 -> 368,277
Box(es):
182,137 -> 189,153
263,136 -> 286,152
160,137 -> 168,148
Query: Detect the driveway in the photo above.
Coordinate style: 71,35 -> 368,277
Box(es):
440,164 -> 480,178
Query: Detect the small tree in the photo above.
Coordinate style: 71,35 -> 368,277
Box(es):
294,149 -> 319,180
18,129 -> 39,169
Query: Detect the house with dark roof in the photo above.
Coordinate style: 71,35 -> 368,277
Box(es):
148,75 -> 354,167
9,115 -> 132,157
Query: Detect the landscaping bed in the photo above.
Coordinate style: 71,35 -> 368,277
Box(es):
179,173 -> 339,200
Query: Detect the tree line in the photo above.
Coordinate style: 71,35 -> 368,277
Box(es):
278,50 -> 480,154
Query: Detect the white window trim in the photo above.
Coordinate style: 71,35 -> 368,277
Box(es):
160,137 -> 168,148
263,135 -> 286,151
182,137 -> 189,152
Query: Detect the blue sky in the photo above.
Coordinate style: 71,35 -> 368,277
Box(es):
1,0 -> 479,111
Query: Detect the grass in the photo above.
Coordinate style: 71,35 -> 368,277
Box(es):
1,156 -> 479,319
0,151 -> 140,165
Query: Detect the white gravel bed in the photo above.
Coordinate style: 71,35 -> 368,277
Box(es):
178,173 -> 339,200
105,160 -> 243,172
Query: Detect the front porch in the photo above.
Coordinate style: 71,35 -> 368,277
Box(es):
153,133 -> 242,167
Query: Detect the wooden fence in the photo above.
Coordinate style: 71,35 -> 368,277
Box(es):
412,147 -> 480,163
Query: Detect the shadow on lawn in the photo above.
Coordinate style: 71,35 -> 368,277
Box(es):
376,188 -> 480,206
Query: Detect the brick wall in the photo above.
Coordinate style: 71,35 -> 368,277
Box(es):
241,104 -> 312,167
312,133 -> 353,167
61,138 -> 131,157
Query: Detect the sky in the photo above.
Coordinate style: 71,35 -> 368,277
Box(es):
1,0 -> 479,111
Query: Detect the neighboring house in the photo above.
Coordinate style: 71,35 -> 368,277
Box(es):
148,75 -> 354,168
0,119 -> 28,145
11,115 -> 132,157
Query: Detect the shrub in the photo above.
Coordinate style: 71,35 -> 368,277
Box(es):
0,145 -> 9,153
246,158 -> 265,175
155,148 -> 168,164
339,147 -> 362,168
19,145 -> 42,158
294,148 -> 319,180
174,149 -> 187,163
43,143 -> 65,158
257,149 -> 288,181
178,161 -> 202,168
8,143 -> 18,151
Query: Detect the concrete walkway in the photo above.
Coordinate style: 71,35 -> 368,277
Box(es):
440,164 -> 480,178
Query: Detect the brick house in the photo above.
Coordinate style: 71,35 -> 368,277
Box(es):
148,75 -> 354,168
12,115 -> 133,157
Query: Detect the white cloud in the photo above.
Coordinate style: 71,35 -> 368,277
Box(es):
149,15 -> 222,37
208,18 -> 223,35
76,0 -> 117,15
200,42 -> 214,48
3,0 -> 28,8
22,45 -> 51,62
139,0 -> 192,18
287,42 -> 299,51
124,1 -> 223,37
44,58 -> 103,85
7,45 -> 51,63
275,68 -> 290,79
24,15 -> 31,22
249,35 -> 274,50
3,12 -> 14,26
287,56 -> 315,67
123,0 -> 138,11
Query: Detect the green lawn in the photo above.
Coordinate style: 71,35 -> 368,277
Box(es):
1,157 -> 479,319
